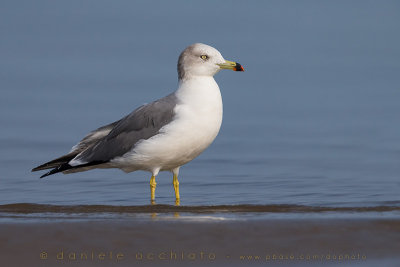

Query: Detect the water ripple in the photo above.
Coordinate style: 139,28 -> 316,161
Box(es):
1,203 -> 399,214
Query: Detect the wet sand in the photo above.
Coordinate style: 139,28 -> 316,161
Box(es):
1,206 -> 399,267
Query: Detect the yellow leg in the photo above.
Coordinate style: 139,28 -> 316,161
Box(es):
173,173 -> 180,205
150,175 -> 157,204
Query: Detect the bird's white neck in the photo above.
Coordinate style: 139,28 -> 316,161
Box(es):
175,76 -> 221,106
174,75 -> 223,140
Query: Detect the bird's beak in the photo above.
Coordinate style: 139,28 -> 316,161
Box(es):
217,60 -> 244,71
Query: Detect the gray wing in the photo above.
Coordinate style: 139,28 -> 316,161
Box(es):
72,93 -> 178,164
70,119 -> 122,154
32,119 -> 121,171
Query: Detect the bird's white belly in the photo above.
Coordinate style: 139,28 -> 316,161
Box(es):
113,80 -> 223,173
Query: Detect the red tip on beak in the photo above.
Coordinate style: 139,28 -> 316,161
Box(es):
234,63 -> 244,71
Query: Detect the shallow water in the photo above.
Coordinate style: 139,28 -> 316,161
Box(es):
1,1 -> 400,214
1,203 -> 400,224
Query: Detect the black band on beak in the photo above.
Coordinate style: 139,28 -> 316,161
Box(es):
234,63 -> 244,71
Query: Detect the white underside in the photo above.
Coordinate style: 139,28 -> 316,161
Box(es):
108,76 -> 223,175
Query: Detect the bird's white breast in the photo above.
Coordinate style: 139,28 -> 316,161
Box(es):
115,77 -> 223,173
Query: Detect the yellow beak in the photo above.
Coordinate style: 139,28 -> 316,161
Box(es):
217,60 -> 244,71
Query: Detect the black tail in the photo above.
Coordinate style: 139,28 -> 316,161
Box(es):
32,153 -> 78,172
39,161 -> 107,178
40,163 -> 73,178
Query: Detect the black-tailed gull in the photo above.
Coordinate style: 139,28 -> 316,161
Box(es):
32,43 -> 244,204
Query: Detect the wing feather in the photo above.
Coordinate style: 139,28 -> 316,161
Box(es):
32,93 -> 178,176
73,94 -> 177,164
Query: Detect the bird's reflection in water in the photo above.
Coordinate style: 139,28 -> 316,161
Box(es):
149,200 -> 181,218
149,212 -> 181,219
174,199 -> 180,218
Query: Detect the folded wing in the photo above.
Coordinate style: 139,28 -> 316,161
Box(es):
32,93 -> 178,178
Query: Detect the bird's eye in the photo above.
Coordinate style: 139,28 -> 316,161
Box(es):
200,55 -> 208,60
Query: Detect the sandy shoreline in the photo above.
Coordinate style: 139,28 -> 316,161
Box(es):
1,217 -> 399,267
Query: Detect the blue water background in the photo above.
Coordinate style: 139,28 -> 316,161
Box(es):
1,0 -> 399,207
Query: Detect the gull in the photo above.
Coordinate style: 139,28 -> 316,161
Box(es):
32,43 -> 244,204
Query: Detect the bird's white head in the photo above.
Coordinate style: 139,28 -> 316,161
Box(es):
177,43 -> 244,81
